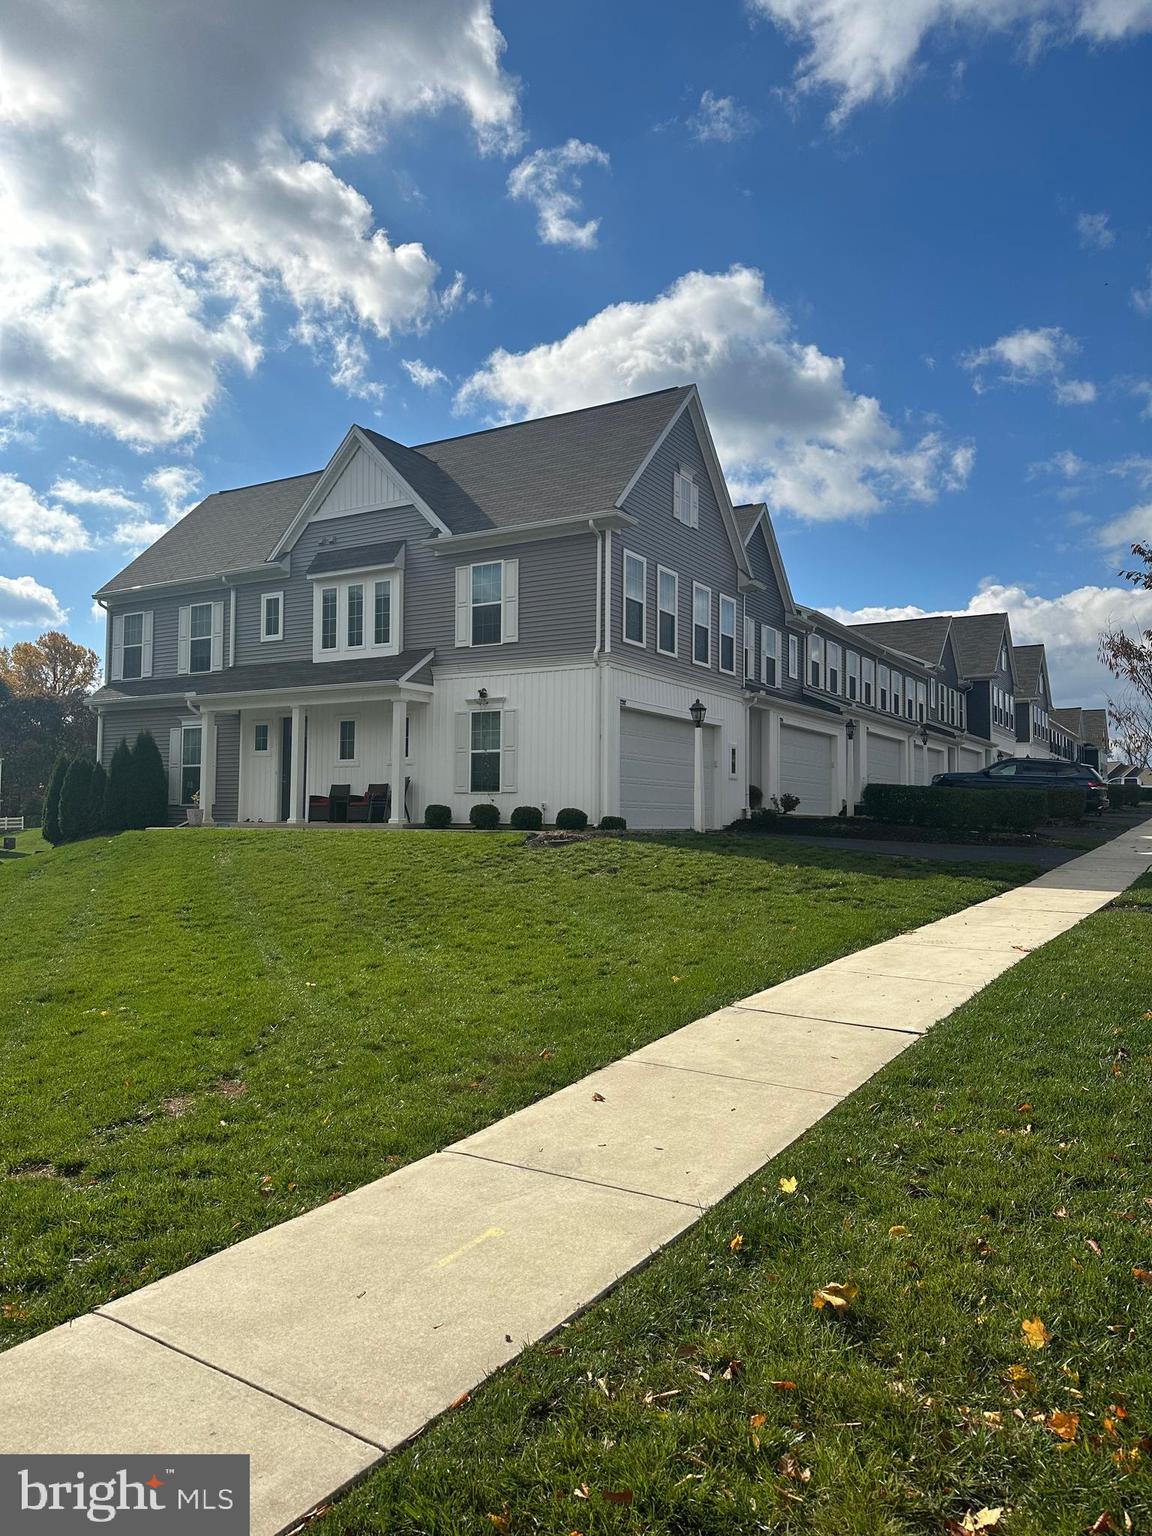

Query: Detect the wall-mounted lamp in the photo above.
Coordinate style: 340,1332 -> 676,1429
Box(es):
689,698 -> 707,729
477,687 -> 488,706
844,716 -> 856,742
918,725 -> 930,746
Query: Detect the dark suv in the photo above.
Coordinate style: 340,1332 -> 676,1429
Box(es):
931,757 -> 1109,813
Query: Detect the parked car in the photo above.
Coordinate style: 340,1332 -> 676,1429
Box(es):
931,757 -> 1110,813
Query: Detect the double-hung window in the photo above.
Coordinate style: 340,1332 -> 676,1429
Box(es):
807,634 -> 824,689
673,467 -> 700,527
346,584 -> 365,648
261,592 -> 283,642
929,677 -> 937,713
338,719 -> 357,762
762,626 -> 780,687
471,710 -> 501,792
455,559 -> 518,648
718,595 -> 736,674
314,567 -> 402,662
253,722 -> 270,754
623,552 -> 647,646
189,602 -> 213,673
656,567 -> 678,655
846,650 -> 860,701
743,612 -> 756,680
891,673 -> 902,716
121,613 -> 145,679
878,664 -> 890,712
692,583 -> 711,666
906,681 -> 916,720
862,656 -> 875,706
787,633 -> 799,680
320,588 -> 338,651
916,681 -> 927,722
373,579 -> 391,647
181,725 -> 202,806
827,642 -> 841,695
470,563 -> 502,646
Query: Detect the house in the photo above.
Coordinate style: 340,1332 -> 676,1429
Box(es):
1050,706 -> 1109,769
89,385 -> 1077,830
1107,762 -> 1152,788
1012,644 -> 1077,759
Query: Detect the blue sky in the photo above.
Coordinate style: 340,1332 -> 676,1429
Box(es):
2,0 -> 1150,703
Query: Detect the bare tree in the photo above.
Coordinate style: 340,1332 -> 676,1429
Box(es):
1099,544 -> 1152,763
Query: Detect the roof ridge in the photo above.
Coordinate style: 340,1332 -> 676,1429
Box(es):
401,385 -> 692,453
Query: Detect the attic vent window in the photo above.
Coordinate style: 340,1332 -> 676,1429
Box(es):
673,467 -> 699,528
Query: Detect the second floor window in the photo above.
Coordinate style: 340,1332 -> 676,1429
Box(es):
693,584 -> 711,665
762,626 -> 780,687
178,600 -> 222,675
471,562 -> 502,645
321,588 -> 338,650
122,612 -> 144,679
261,592 -> 283,642
808,634 -> 823,689
657,567 -> 677,655
347,584 -> 365,648
917,681 -> 927,721
719,595 -> 736,674
827,642 -> 841,695
878,664 -> 890,711
455,559 -> 519,648
846,650 -> 859,701
862,656 -> 875,706
788,633 -> 799,679
623,552 -> 647,645
315,570 -> 401,661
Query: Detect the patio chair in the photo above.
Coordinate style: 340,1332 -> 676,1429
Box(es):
364,783 -> 391,823
327,784 -> 351,823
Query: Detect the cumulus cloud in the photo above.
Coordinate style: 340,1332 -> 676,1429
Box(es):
1096,502 -> 1152,548
403,359 -> 450,389
49,478 -> 143,515
747,0 -> 1152,119
825,578 -> 1152,705
0,574 -> 66,638
0,1 -> 521,446
962,325 -> 1096,405
507,140 -> 610,249
109,465 -> 204,549
1077,211 -> 1115,249
688,91 -> 758,143
0,473 -> 92,554
458,265 -> 973,521
1133,268 -> 1152,316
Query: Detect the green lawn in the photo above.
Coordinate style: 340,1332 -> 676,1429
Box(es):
0,828 -> 1031,1348
318,880 -> 1152,1536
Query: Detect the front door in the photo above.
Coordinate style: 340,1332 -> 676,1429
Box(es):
279,716 -> 292,822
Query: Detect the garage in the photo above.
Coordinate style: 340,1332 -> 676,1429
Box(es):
779,723 -> 836,816
926,745 -> 948,781
958,747 -> 984,772
619,709 -> 698,828
867,732 -> 904,786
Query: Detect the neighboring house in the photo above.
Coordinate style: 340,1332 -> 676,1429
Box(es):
1050,706 -> 1109,770
1012,644 -> 1077,759
1107,763 -> 1152,788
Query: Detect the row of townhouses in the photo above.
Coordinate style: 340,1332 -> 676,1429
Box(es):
90,386 -> 1110,829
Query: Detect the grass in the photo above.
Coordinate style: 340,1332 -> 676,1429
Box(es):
0,828 -> 1032,1348
316,879 -> 1152,1536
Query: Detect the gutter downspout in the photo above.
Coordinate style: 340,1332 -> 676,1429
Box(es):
591,522 -> 604,823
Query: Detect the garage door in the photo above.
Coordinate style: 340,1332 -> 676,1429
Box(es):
779,724 -> 835,816
958,747 -> 984,772
868,733 -> 903,785
926,746 -> 948,782
620,710 -> 696,828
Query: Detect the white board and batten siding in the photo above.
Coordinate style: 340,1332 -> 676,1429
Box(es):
309,444 -> 413,522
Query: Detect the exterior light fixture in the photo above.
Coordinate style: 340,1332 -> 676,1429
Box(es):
918,725 -> 929,746
689,698 -> 707,729
477,687 -> 488,706
844,716 -> 856,741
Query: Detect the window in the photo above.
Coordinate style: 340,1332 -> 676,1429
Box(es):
374,580 -> 391,647
719,595 -> 736,674
905,682 -> 915,720
787,633 -> 799,679
862,656 -> 875,706
808,634 -> 824,689
693,583 -> 711,666
122,612 -> 144,679
470,710 -> 501,792
846,650 -> 860,701
456,559 -> 517,648
189,602 -> 213,673
673,467 -> 699,528
253,722 -> 270,754
878,664 -> 890,712
989,760 -> 1018,777
471,563 -> 502,645
338,719 -> 357,762
891,673 -> 902,716
762,626 -> 780,687
346,584 -> 365,648
321,588 -> 337,650
827,641 -> 841,695
623,552 -> 647,646
744,612 -> 756,680
181,726 -> 202,806
261,592 -> 283,642
729,745 -> 738,778
657,567 -> 678,655
916,681 -> 927,722
404,712 -> 411,760
1000,643 -> 1009,671
930,678 -> 937,712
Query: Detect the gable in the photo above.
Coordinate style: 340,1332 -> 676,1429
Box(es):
308,442 -> 412,523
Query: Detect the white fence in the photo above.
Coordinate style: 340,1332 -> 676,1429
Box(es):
0,817 -> 25,833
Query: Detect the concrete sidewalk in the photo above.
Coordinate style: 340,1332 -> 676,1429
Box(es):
3,822 -> 1150,1534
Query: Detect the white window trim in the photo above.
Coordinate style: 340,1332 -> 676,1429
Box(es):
807,634 -> 824,691
112,609 -> 152,682
656,566 -> 678,657
787,633 -> 799,680
312,568 -> 402,663
470,708 -> 503,794
862,655 -> 875,706
673,467 -> 700,528
253,721 -> 271,755
260,591 -> 284,643
846,649 -> 859,702
622,550 -> 648,649
337,716 -> 359,765
827,640 -> 842,696
692,582 -> 712,669
718,593 -> 737,676
454,558 -> 519,649
761,625 -> 781,688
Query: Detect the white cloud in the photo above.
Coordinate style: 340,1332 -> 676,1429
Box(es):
111,465 -> 203,549
1096,502 -> 1152,548
0,574 -> 66,639
688,91 -> 758,143
1077,211 -> 1115,249
459,265 -> 972,521
825,578 -> 1152,705
0,1 -> 521,446
49,478 -> 142,515
0,473 -> 92,554
1133,268 -> 1152,316
747,0 -> 1152,119
507,140 -> 610,249
403,359 -> 450,389
962,325 -> 1096,405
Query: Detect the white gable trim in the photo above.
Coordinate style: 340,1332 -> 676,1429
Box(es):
272,427 -> 450,557
743,505 -> 798,617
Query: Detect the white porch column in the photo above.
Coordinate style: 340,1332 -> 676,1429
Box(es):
200,709 -> 217,826
390,699 -> 407,826
832,726 -> 847,815
902,733 -> 914,785
855,721 -> 869,802
287,705 -> 306,825
692,721 -> 705,833
764,709 -> 782,803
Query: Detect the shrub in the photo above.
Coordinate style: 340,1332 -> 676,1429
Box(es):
1046,786 -> 1087,822
42,753 -> 70,846
509,805 -> 543,831
87,761 -> 108,834
1109,783 -> 1143,809
748,783 -> 763,809
59,757 -> 95,843
599,815 -> 627,831
424,803 -> 452,829
129,731 -> 168,829
104,739 -> 133,833
469,803 -> 501,830
861,782 -> 1047,833
773,793 -> 800,816
555,807 -> 588,831
748,805 -> 781,829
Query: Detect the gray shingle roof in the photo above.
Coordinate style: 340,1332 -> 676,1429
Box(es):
1081,708 -> 1109,749
91,649 -> 433,704
97,387 -> 692,597
733,503 -> 764,544
306,540 -> 405,576
949,613 -> 1010,677
849,616 -> 952,666
1050,707 -> 1082,735
1012,644 -> 1045,697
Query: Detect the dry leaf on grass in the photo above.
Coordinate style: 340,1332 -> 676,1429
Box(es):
813,1281 -> 858,1312
889,1225 -> 911,1238
1005,1364 -> 1037,1392
486,1510 -> 510,1532
776,1454 -> 811,1484
945,1508 -> 1003,1534
1132,1267 -> 1152,1286
601,1489 -> 633,1505
1046,1410 -> 1079,1441
779,1176 -> 798,1194
1021,1316 -> 1051,1349
729,1233 -> 745,1253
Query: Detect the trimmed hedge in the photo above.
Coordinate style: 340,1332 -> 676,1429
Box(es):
555,807 -> 588,831
510,805 -> 543,831
599,815 -> 627,831
862,782 -> 1048,833
424,804 -> 452,829
1046,786 -> 1087,822
1108,783 -> 1143,809
469,803 -> 501,830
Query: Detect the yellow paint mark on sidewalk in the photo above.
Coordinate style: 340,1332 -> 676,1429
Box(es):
434,1226 -> 506,1268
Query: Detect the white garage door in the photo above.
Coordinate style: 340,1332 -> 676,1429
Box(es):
958,747 -> 984,772
868,733 -> 904,786
779,724 -> 835,816
926,746 -> 948,782
620,710 -> 696,828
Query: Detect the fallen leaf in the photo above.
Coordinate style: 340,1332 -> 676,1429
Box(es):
729,1233 -> 745,1253
1087,1239 -> 1103,1257
813,1281 -> 858,1312
889,1225 -> 911,1238
750,1413 -> 768,1430
1133,1267 -> 1152,1286
722,1359 -> 743,1380
776,1454 -> 811,1484
1054,1207 -> 1068,1219
487,1510 -> 510,1532
447,1391 -> 471,1410
1022,1316 -> 1051,1349
591,1092 -> 606,1103
779,1176 -> 798,1194
1005,1364 -> 1037,1392
1087,1515 -> 1115,1534
769,1379 -> 797,1391
601,1489 -> 633,1506
1046,1410 -> 1079,1441
1017,1102 -> 1033,1112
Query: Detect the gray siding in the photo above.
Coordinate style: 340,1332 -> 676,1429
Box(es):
104,587 -> 234,682
213,714 -> 240,823
100,703 -> 241,823
615,409 -> 745,688
743,526 -> 803,702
